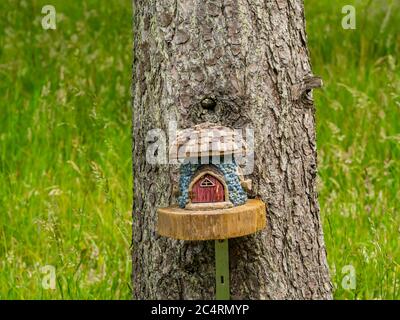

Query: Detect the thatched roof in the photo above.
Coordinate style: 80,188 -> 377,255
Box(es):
169,122 -> 248,160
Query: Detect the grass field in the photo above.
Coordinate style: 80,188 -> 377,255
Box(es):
0,0 -> 399,299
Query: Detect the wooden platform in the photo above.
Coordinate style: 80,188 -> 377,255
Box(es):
157,199 -> 266,240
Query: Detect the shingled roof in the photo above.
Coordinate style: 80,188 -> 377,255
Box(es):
169,122 -> 248,160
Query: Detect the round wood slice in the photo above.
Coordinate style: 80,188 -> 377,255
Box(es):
157,199 -> 266,240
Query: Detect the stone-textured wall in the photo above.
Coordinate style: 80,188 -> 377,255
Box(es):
177,162 -> 247,208
177,163 -> 198,208
218,162 -> 247,205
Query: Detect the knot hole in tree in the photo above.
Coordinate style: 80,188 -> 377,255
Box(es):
201,97 -> 216,111
189,97 -> 251,127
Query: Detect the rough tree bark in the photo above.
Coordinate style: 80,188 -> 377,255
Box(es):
132,0 -> 332,299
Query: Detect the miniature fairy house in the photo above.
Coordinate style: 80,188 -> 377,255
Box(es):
158,122 -> 265,241
169,123 -> 251,210
158,122 -> 266,300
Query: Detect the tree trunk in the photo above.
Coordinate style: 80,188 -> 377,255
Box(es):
132,0 -> 332,299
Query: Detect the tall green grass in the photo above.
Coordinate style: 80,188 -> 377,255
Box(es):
0,0 -> 132,299
0,0 -> 398,299
307,0 -> 400,299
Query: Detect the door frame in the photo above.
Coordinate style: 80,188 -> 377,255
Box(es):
188,169 -> 230,205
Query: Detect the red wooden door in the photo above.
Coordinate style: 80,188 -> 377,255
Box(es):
191,174 -> 225,203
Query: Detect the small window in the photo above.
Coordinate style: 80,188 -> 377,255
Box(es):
200,177 -> 215,187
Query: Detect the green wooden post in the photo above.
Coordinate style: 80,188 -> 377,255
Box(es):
215,239 -> 230,300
